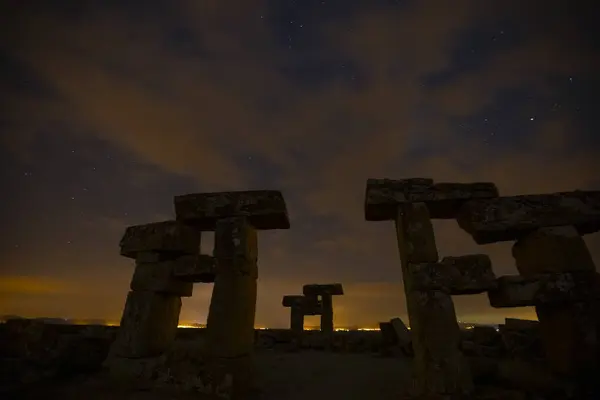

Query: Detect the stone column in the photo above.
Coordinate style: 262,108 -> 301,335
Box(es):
512,225 -> 599,378
395,203 -> 473,395
204,216 -> 258,398
320,294 -> 334,333
107,221 -> 200,375
290,306 -> 304,333
206,216 -> 258,357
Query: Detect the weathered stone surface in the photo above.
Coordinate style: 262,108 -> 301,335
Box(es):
379,322 -> 397,347
512,226 -> 600,378
504,318 -> 539,331
170,254 -> 216,283
499,323 -> 543,359
390,317 -> 411,347
488,272 -> 600,308
174,190 -> 290,230
365,178 -> 499,220
111,291 -> 181,358
119,221 -> 200,259
457,190 -> 600,244
282,295 -> 306,308
395,203 -> 439,268
394,202 -> 472,395
130,262 -> 193,297
409,254 -> 497,294
407,289 -> 473,395
302,283 -> 344,296
320,294 -> 334,334
282,295 -> 321,312
205,217 -> 258,359
471,326 -> 501,347
512,225 -> 596,274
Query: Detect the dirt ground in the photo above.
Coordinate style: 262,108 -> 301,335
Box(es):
15,352 -> 413,400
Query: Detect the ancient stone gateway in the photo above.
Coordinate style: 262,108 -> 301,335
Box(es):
365,178 -> 499,396
281,294 -> 321,334
458,191 -> 600,383
364,178 -> 600,397
281,283 -> 344,341
108,190 -> 290,398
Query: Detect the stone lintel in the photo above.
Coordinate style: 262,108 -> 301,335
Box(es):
282,295 -> 322,314
174,190 -> 290,230
504,318 -> 539,331
364,178 -> 499,221
457,190 -> 600,244
282,295 -> 306,308
171,254 -> 216,283
488,271 -> 600,308
409,254 -> 497,294
130,262 -> 193,297
302,283 -> 344,297
119,221 -> 200,259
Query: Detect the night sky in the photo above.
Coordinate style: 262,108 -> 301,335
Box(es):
1,0 -> 599,328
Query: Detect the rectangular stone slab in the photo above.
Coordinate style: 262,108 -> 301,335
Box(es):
171,254 -> 216,283
390,317 -> 411,346
409,254 -> 497,294
130,262 -> 193,296
364,178 -> 499,221
302,283 -> 344,296
174,190 -> 290,230
282,295 -> 322,314
119,221 -> 201,259
111,291 -> 181,358
457,190 -> 600,244
488,272 -> 600,308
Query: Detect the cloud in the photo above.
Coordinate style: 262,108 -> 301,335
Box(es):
1,1 -> 598,326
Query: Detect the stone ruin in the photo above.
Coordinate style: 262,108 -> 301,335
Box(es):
282,283 -> 344,343
106,190 -> 290,398
364,177 -> 600,398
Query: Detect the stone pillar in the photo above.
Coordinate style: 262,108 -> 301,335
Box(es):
395,203 -> 473,395
290,306 -> 304,333
204,216 -> 258,398
320,294 -> 334,333
512,225 -> 599,378
107,221 -> 201,377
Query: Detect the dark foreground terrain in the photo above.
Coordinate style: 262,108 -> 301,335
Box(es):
1,319 -> 595,399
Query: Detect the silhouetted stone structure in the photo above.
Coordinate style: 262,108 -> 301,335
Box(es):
365,178 -> 498,397
175,190 -> 289,398
365,177 -> 600,397
281,295 -> 321,334
111,221 -> 208,359
108,190 -> 289,399
460,200 -> 600,381
302,283 -> 344,334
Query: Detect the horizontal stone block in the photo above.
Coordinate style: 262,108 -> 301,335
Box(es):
282,295 -> 322,315
409,254 -> 497,294
303,283 -> 344,296
171,254 -> 216,283
174,190 -> 290,230
131,262 -> 194,296
364,178 -> 499,221
504,318 -> 539,331
457,190 -> 600,244
488,271 -> 600,308
120,221 -> 200,259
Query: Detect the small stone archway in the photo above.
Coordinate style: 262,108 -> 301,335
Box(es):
106,190 -> 290,398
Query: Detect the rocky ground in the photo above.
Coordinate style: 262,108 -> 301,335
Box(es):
1,319 -> 596,399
